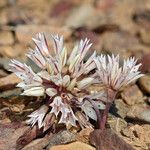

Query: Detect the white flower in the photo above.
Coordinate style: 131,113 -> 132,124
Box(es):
27,105 -> 49,128
95,54 -> 143,90
50,96 -> 64,117
9,33 -> 98,129
59,107 -> 78,127
21,87 -> 45,96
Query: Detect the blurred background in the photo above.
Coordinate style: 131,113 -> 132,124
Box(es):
0,0 -> 150,92
0,0 -> 149,64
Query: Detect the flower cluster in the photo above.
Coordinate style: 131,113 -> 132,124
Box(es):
9,33 -> 100,130
94,55 -> 143,90
9,33 -> 143,131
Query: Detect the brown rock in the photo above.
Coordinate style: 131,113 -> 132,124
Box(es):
0,73 -> 21,90
0,46 -> 22,58
0,123 -> 28,150
0,10 -> 8,25
138,54 -> 150,73
139,75 -> 150,94
50,142 -> 96,150
114,99 -> 129,118
76,128 -> 94,144
15,25 -> 72,44
65,3 -> 94,28
108,116 -> 127,133
0,69 -> 8,77
121,85 -> 144,105
46,130 -> 76,149
140,29 -> 150,45
102,31 -> 139,58
121,124 -> 150,150
90,129 -> 134,150
22,136 -> 52,150
0,31 -> 14,45
126,104 -> 150,123
0,88 -> 22,98
0,0 -> 7,7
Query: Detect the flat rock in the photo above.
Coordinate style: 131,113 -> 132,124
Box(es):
0,45 -> 24,58
139,75 -> 150,94
121,124 -> 150,150
0,10 -> 8,25
50,141 -> 96,150
46,130 -> 76,149
23,136 -> 52,150
121,85 -> 144,105
0,73 -> 21,90
0,88 -> 22,98
114,99 -> 129,118
140,29 -> 150,45
0,123 -> 28,150
0,31 -> 14,45
76,128 -> 94,144
15,25 -> 72,44
101,31 -> 149,58
65,3 -> 94,28
126,104 -> 150,123
90,129 -> 134,150
108,116 -> 127,133
0,0 -> 7,7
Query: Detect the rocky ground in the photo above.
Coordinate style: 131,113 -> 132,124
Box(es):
0,0 -> 150,150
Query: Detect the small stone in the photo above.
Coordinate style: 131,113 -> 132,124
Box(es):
50,141 -> 96,150
76,128 -> 94,144
0,31 -> 14,45
22,136 -> 52,150
121,85 -> 144,105
0,0 -> 7,7
0,10 -> 8,25
0,73 -> 21,90
102,31 -> 140,58
46,130 -> 76,149
0,123 -> 28,150
140,29 -> 150,45
90,129 -> 134,150
108,115 -> 127,133
0,88 -> 22,98
65,4 -> 94,28
138,54 -> 150,73
139,75 -> 150,94
0,69 -> 8,77
121,124 -> 150,150
15,25 -> 72,44
0,46 -> 22,58
114,99 -> 129,118
126,104 -> 150,123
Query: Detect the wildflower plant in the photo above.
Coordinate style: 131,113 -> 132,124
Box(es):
9,33 -> 102,131
94,55 -> 143,129
9,33 -> 143,132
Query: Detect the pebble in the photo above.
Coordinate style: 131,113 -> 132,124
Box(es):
121,85 -> 144,105
139,75 -> 150,94
50,141 -> 96,150
0,31 -> 14,45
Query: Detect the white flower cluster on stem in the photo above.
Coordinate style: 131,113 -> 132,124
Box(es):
9,33 -> 143,130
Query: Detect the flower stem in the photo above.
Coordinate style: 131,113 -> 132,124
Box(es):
100,102 -> 112,130
99,88 -> 117,130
